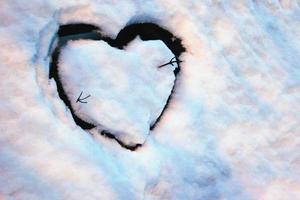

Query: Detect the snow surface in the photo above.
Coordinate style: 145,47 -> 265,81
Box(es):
58,38 -> 176,145
0,0 -> 300,200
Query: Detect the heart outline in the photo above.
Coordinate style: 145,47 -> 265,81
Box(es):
50,22 -> 185,150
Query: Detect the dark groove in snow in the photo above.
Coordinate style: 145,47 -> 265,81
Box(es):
49,23 -> 185,150
58,23 -> 100,37
100,130 -> 142,151
50,47 -> 96,130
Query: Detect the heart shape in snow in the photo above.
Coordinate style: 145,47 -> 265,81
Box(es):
50,23 -> 185,150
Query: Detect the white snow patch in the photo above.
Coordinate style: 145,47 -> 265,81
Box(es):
58,37 -> 176,145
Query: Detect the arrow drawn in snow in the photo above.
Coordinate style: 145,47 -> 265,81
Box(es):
158,57 -> 182,68
76,91 -> 91,104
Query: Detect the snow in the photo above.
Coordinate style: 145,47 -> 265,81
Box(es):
58,38 -> 177,145
0,0 -> 300,200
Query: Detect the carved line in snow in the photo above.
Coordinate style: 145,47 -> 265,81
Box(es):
49,23 -> 185,151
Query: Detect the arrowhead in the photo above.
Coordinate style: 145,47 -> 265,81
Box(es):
76,91 -> 91,104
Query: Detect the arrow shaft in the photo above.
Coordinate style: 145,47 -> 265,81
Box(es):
158,57 -> 182,68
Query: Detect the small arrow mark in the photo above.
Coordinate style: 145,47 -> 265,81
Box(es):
158,57 -> 182,68
76,91 -> 91,104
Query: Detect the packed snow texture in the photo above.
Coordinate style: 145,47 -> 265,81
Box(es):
59,38 -> 176,145
0,0 -> 300,200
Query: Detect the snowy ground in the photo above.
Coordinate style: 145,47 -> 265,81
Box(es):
0,0 -> 300,200
58,38 -> 177,146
